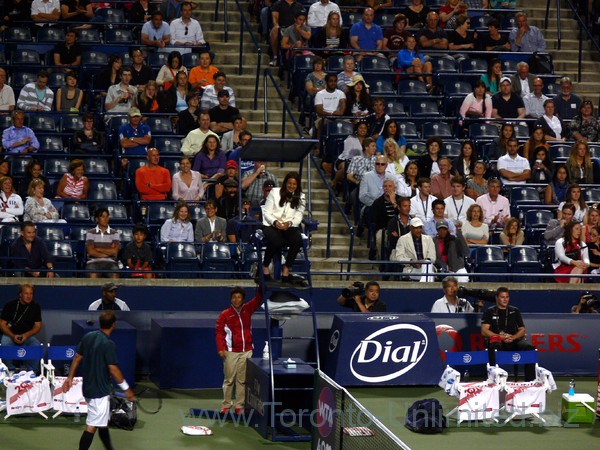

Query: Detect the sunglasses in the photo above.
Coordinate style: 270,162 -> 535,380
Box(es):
375,163 -> 387,166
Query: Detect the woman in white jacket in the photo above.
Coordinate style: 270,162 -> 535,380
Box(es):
554,221 -> 589,283
0,176 -> 23,222
262,171 -> 305,283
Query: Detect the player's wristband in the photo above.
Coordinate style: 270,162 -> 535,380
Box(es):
118,380 -> 130,391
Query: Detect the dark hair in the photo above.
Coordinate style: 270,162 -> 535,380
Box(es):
362,137 -> 375,152
417,176 -> 431,187
562,202 -> 576,214
239,130 -> 253,142
108,54 -> 122,67
82,111 -> 95,123
566,183 -> 586,210
432,198 -> 445,209
230,286 -> 246,300
325,73 -> 337,83
529,145 -> 553,172
99,310 -> 117,329
200,135 -> 221,155
37,70 -> 49,79
365,281 -> 380,291
496,286 -> 509,296
20,220 -> 35,231
279,171 -> 302,209
119,66 -> 133,77
25,159 -> 43,177
403,161 -> 419,183
486,58 -> 501,82
167,50 -> 182,69
460,140 -> 477,163
133,224 -> 148,235
172,200 -> 190,222
64,70 -> 78,82
563,220 -> 583,248
426,136 -> 443,150
151,10 -> 163,18
129,47 -> 143,58
551,163 -> 570,185
382,120 -> 400,141
95,207 -> 109,219
205,198 -> 218,210
345,80 -> 372,113
487,18 -> 500,28
213,71 -> 226,81
66,28 -> 78,37
68,159 -> 85,175
451,175 -> 466,186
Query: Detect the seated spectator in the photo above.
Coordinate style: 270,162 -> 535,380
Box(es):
584,207 -> 600,242
169,1 -> 206,53
431,276 -> 473,312
122,225 -> 154,279
482,19 -> 510,51
135,148 -> 172,200
349,8 -> 384,61
510,61 -> 534,98
128,0 -> 152,23
386,196 -> 411,257
509,12 -> 546,53
105,67 -> 137,118
451,140 -> 477,178
0,160 -> 11,179
242,161 -> 279,205
448,15 -> 476,50
368,97 -> 389,140
344,75 -> 372,120
488,122 -> 515,160
88,282 -> 130,310
201,72 -> 236,111
397,35 -> 433,88
535,99 -> 566,141
402,0 -> 430,28
10,222 -> 55,277
221,116 -> 246,152
492,77 -> 525,119
0,68 -> 15,111
156,51 -> 186,91
314,74 -> 346,141
188,51 -> 218,92
31,0 -> 61,27
371,177 -> 404,237
53,29 -> 82,71
181,112 -> 219,157
336,55 -> 360,91
24,179 -> 65,223
545,164 -> 569,205
161,200 -> 194,242
86,207 -> 120,278
418,11 -> 449,50
522,124 -> 549,159
558,183 -> 588,224
553,76 -> 582,120
418,136 -> 442,178
72,112 -> 105,154
383,138 -> 410,179
172,155 -> 204,201
2,110 -> 39,155
178,93 -> 201,135
165,71 -> 193,113
476,177 -> 510,229
566,141 -> 594,184
433,220 -> 469,282
308,0 -> 341,29
2,0 -> 31,29
337,281 -> 387,312
163,0 -> 199,22
192,135 -> 226,185
280,10 -> 312,61
444,175 -> 475,224
524,77 -> 548,119
129,47 -> 154,91
17,70 -> 54,111
544,202 -> 575,245
346,137 -> 377,195
570,100 -> 600,142
375,119 -> 407,155
119,107 -> 152,155
60,0 -> 94,26
56,71 -> 84,112
528,145 -> 553,184
460,80 -> 492,122
141,10 -> 171,49
227,131 -> 254,175
18,160 -> 48,199
359,155 -> 387,208
466,161 -> 489,200
269,0 -> 305,67
500,217 -> 524,247
424,198 -> 457,236
304,56 -> 327,103
410,177 -> 436,222
195,198 -> 227,242
391,216 -> 437,282
312,11 -> 348,58
439,0 -> 467,30
430,157 -> 453,200
0,176 -> 23,222
554,221 -> 589,283
479,58 -> 503,96
210,90 -> 241,137
137,80 -> 160,113
497,138 -> 531,184
383,13 -> 410,53
94,54 -> 122,98
218,178 -> 243,219
461,204 -> 489,244
55,159 -> 89,199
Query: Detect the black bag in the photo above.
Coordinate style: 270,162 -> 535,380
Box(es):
109,393 -> 137,431
405,398 -> 447,434
529,52 -> 553,75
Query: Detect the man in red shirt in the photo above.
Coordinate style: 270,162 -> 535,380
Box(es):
135,147 -> 172,200
215,285 -> 263,415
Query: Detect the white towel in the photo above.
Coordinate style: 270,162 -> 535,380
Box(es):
439,367 -> 461,397
487,366 -> 508,387
536,366 -> 557,392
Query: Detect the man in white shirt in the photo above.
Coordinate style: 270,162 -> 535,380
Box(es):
431,276 -> 474,313
476,178 -> 511,229
200,72 -> 236,110
497,138 -> 531,185
104,67 -> 137,119
170,1 -> 205,53
410,177 -> 436,223
307,0 -> 341,28
31,0 -> 60,27
314,73 -> 345,136
524,77 -> 548,118
444,175 -> 475,223
0,68 -> 16,111
181,112 -> 219,156
392,217 -> 436,282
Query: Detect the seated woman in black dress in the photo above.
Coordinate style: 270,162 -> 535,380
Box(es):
72,112 -> 105,154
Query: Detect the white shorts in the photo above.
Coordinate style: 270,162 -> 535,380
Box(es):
85,396 -> 110,427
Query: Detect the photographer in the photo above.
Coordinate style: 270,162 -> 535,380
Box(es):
430,276 -> 474,313
572,292 -> 599,313
337,281 -> 387,313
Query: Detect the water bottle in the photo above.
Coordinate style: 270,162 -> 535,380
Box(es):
262,341 -> 270,360
569,379 -> 575,397
463,370 -> 470,382
74,406 -> 81,423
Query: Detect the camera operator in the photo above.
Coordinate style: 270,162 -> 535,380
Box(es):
481,286 -> 536,381
337,281 -> 387,313
430,276 -> 474,313
572,292 -> 599,313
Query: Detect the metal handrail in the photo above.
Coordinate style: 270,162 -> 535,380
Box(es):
263,69 -> 305,138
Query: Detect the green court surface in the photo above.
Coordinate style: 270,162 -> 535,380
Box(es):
1,378 -> 599,449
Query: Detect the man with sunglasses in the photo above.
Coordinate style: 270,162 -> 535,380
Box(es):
170,1 -> 205,50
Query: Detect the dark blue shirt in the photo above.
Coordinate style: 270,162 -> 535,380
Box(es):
77,330 -> 119,399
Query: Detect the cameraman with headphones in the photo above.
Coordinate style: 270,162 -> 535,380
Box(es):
572,291 -> 599,313
337,281 -> 387,312
430,276 -> 474,313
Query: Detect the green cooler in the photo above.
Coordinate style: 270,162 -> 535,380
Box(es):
561,393 -> 596,424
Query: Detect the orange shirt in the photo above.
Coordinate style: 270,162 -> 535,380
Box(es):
188,65 -> 220,90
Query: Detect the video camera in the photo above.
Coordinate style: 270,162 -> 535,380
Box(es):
457,287 -> 497,303
579,292 -> 599,313
341,282 -> 365,300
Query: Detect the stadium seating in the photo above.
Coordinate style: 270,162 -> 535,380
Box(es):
200,243 -> 235,278
473,246 -> 509,282
165,242 -> 200,278
509,246 -> 543,282
88,180 -> 119,200
38,135 -> 66,153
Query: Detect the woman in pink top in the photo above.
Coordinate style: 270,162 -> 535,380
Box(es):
56,159 -> 89,199
459,80 -> 492,124
172,156 -> 204,201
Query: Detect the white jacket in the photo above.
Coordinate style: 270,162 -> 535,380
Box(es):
263,188 -> 305,227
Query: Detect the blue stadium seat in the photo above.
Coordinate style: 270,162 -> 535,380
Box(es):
11,71 -> 37,90
405,140 -> 426,156
29,114 -> 58,132
589,143 -> 600,158
61,115 -> 84,133
364,76 -> 394,95
165,242 -> 199,278
4,27 -> 32,42
473,245 -> 509,282
524,209 -> 554,244
45,241 -> 77,276
82,51 -> 109,67
468,123 -> 499,140
471,15 -> 492,29
326,55 -> 345,72
584,187 -> 600,204
513,124 -> 530,139
146,116 -> 175,134
37,27 -> 65,43
0,52 -> 5,65
360,56 -> 391,73
510,186 -> 542,217
431,56 -> 458,73
95,7 -> 126,23
147,52 -> 170,68
374,13 -> 395,28
327,120 -> 354,137
77,28 -> 101,43
544,83 -> 559,98
10,159 -> 29,177
146,202 -> 176,226
36,226 -> 65,241
398,79 -> 428,96
182,53 -> 200,68
509,246 -> 543,282
188,204 -> 206,222
410,100 -> 441,117
549,143 -> 570,160
0,114 -> 11,129
440,140 -> 462,158
105,29 -> 134,44
153,136 -> 182,154
443,80 -> 472,97
162,159 -> 180,178
460,58 -> 488,74
108,115 -> 130,133
61,203 -> 91,223
421,121 -> 452,137
340,12 -> 361,26
120,51 -> 133,66
398,122 -> 419,139
88,180 -> 118,200
106,204 -> 130,223
44,158 -> 69,177
1,224 -> 21,261
385,99 -> 408,117
38,135 -> 66,153
47,71 -> 67,89
113,226 -> 134,242
501,59 -> 518,74
200,243 -> 235,278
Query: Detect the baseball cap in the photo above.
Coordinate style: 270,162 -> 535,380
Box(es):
436,219 -> 449,230
410,217 -> 424,228
102,282 -> 118,291
499,76 -> 512,85
217,89 -> 230,97
223,178 -> 238,188
295,9 -> 307,18
225,160 -> 238,170
128,107 -> 142,117
263,179 -> 275,189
